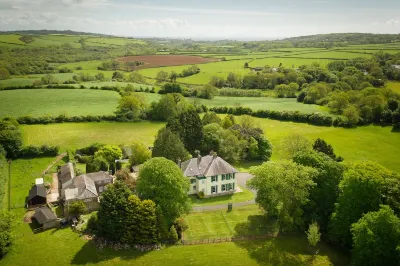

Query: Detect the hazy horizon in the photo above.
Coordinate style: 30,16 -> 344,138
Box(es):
0,0 -> 399,39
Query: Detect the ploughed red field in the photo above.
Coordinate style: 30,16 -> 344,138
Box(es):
116,55 -> 218,69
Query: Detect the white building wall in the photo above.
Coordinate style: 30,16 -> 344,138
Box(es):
204,174 -> 237,196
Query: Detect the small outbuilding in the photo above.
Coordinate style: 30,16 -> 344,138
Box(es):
27,184 -> 47,206
34,206 -> 58,230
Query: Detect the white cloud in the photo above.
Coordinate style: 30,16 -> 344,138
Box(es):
386,19 -> 400,25
104,3 -> 280,16
111,18 -> 189,29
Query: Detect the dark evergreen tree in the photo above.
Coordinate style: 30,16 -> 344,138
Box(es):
166,109 -> 203,155
312,138 -> 337,160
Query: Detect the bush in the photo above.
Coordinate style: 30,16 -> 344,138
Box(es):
68,200 -> 87,217
197,191 -> 205,199
169,226 -> 179,244
173,217 -> 188,240
19,145 -> 59,158
87,212 -> 98,232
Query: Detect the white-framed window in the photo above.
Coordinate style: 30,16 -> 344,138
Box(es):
193,185 -> 196,190
211,176 -> 218,182
211,185 -> 218,193
222,184 -> 226,191
190,179 -> 196,184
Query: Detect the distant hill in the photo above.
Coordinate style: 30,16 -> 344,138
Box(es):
281,33 -> 400,47
0,29 -> 110,37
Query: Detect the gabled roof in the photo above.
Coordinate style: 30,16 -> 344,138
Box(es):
86,172 -> 113,183
181,155 -> 237,177
62,174 -> 98,201
34,206 -> 57,224
60,163 -> 75,184
28,184 -> 47,200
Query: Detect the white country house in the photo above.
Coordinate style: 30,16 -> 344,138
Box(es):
180,154 -> 238,197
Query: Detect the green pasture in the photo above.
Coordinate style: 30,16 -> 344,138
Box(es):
249,57 -> 332,68
282,51 -> 372,59
58,60 -> 104,70
189,186 -> 254,207
0,73 -> 75,87
0,89 -> 120,118
387,82 -> 400,94
85,37 -> 147,46
138,59 -> 252,85
20,116 -> 400,173
0,207 -> 349,266
0,34 -> 25,45
21,122 -> 164,151
191,96 -> 330,114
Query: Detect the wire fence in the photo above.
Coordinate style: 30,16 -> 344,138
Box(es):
182,233 -> 278,245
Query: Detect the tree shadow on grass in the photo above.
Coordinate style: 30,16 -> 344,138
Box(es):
233,216 -> 350,266
71,241 -> 149,265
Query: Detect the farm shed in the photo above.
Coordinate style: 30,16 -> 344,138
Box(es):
27,184 -> 47,206
34,206 -> 58,230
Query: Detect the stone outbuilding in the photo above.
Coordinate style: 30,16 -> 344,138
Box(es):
34,206 -> 58,230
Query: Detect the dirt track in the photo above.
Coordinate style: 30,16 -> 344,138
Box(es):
116,55 -> 218,69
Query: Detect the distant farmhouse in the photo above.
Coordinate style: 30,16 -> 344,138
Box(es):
58,163 -> 113,214
180,154 -> 238,197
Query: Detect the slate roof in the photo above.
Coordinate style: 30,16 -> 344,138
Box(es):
86,172 -> 113,183
60,163 -> 75,184
181,155 -> 237,177
34,206 -> 57,224
28,184 -> 47,200
62,175 -> 98,201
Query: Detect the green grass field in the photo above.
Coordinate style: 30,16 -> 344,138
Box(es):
0,73 -> 75,87
0,34 -> 25,45
388,82 -> 400,94
189,186 -> 254,206
21,122 -> 165,151
9,157 -> 55,208
184,205 -> 275,240
0,89 -> 120,118
190,96 -> 331,114
0,208 -> 349,266
85,37 -> 147,46
20,116 -> 400,173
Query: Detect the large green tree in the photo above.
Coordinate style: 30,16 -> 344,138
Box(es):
293,150 -> 344,232
124,195 -> 159,245
278,133 -> 311,159
0,119 -> 22,159
248,161 -> 317,233
94,145 -> 122,163
129,141 -> 151,166
115,95 -> 147,121
152,127 -> 190,163
167,109 -> 203,154
351,205 -> 400,266
98,182 -> 132,241
329,161 -> 398,246
136,158 -> 191,225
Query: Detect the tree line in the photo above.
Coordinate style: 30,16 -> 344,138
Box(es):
248,135 -> 400,265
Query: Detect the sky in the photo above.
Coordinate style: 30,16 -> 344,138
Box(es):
0,0 -> 399,40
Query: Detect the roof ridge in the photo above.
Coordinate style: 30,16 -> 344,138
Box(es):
203,156 -> 217,177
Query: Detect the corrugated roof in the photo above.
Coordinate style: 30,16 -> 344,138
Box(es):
28,184 -> 47,200
181,155 -> 237,177
34,206 -> 57,224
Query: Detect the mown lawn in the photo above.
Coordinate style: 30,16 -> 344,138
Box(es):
387,82 -> 400,94
189,186 -> 254,207
9,157 -> 55,208
0,89 -> 120,118
1,207 -> 349,266
184,205 -> 275,240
